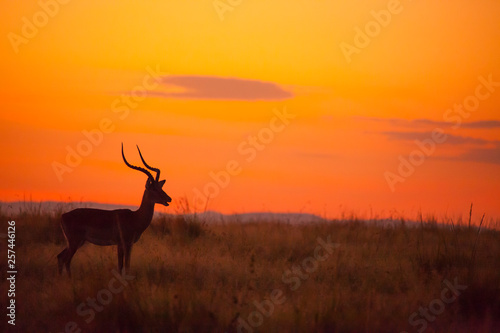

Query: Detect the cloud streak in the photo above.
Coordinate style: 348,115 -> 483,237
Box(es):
381,131 -> 492,146
381,131 -> 500,165
457,142 -> 500,165
358,117 -> 500,129
150,75 -> 293,101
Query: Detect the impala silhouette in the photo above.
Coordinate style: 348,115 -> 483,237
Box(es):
57,144 -> 171,276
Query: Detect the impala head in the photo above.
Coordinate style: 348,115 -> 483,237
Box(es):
122,143 -> 172,206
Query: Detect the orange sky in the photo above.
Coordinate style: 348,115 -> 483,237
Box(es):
1,0 -> 499,220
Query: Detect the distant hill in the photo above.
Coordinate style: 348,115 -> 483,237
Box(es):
0,201 -> 138,215
182,211 -> 326,224
0,200 -> 430,227
0,200 -> 327,224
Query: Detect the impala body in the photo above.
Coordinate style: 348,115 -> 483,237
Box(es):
57,144 -> 171,276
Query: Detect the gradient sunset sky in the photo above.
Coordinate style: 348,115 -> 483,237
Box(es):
1,0 -> 499,220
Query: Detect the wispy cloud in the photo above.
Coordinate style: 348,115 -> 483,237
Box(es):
458,120 -> 500,129
150,75 -> 293,101
296,151 -> 337,160
381,131 -> 500,165
456,142 -> 500,165
358,116 -> 500,129
381,131 -> 491,145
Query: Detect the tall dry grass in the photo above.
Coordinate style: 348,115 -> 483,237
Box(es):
0,205 -> 499,332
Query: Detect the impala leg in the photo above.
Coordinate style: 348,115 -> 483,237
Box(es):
64,247 -> 77,277
124,244 -> 132,272
64,239 -> 85,277
117,244 -> 124,274
57,246 -> 76,277
57,248 -> 68,275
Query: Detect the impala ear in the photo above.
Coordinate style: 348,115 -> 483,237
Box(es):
158,179 -> 166,188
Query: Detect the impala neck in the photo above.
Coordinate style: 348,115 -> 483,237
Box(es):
135,190 -> 155,227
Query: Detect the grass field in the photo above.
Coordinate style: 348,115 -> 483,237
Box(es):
1,204 -> 500,333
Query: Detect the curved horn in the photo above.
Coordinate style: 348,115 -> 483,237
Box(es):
136,145 -> 160,181
122,143 -> 154,180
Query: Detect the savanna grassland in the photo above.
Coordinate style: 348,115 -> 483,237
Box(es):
1,205 -> 500,333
